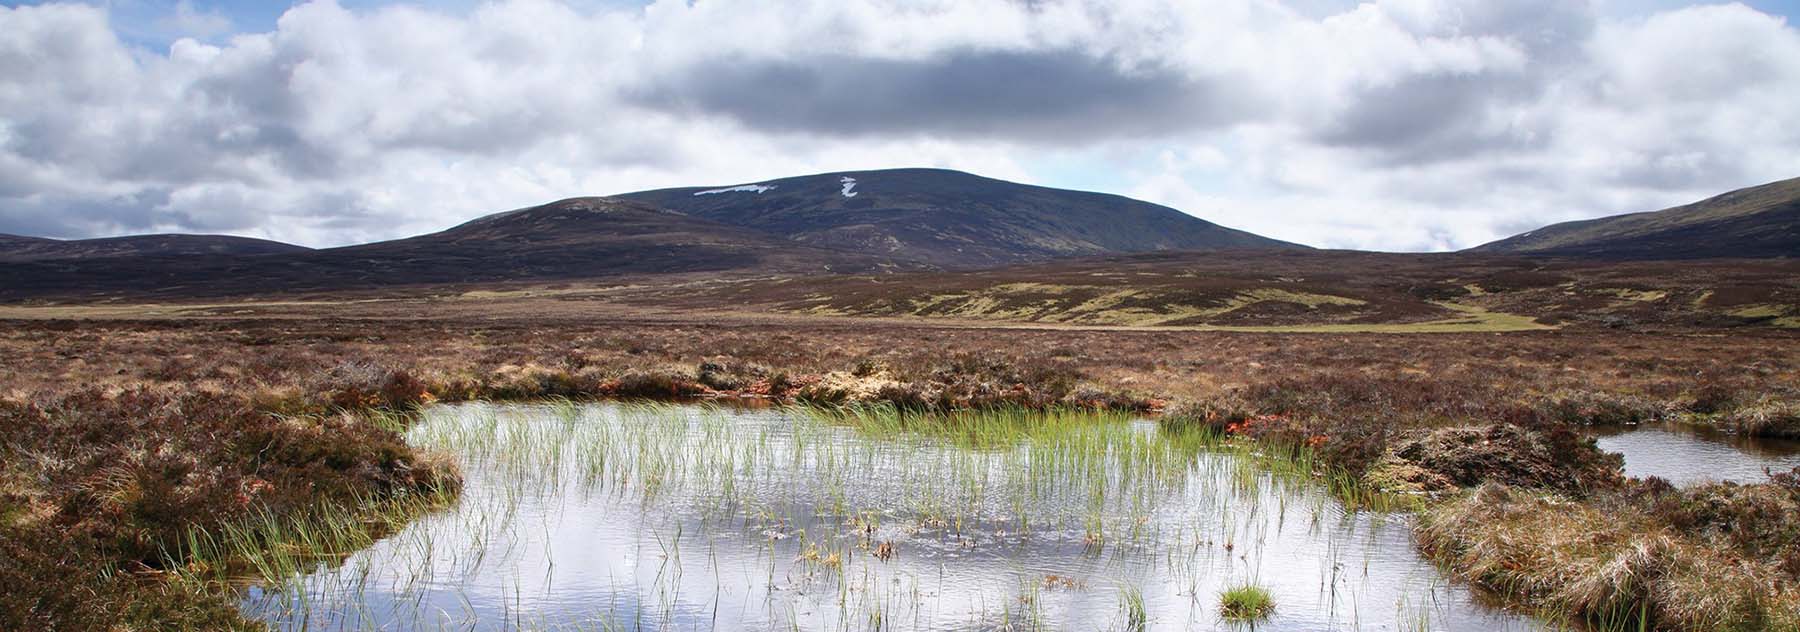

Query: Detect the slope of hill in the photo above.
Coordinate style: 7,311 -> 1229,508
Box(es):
321,197 -> 908,280
0,233 -> 311,262
0,198 -> 910,299
619,168 -> 1301,267
608,250 -> 1800,331
1472,177 -> 1800,258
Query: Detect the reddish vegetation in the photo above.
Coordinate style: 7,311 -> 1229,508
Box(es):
0,388 -> 455,629
0,309 -> 1796,629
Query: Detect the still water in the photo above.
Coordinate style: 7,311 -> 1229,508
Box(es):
242,403 -> 1544,631
1587,423 -> 1800,486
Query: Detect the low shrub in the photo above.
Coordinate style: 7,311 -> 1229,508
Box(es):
0,388 -> 456,627
1533,390 -> 1670,426
1724,399 -> 1800,439
609,369 -> 705,399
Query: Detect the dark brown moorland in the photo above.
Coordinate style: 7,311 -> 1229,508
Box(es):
2,270 -> 1799,630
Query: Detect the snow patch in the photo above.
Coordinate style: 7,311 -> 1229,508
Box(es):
839,176 -> 859,198
694,184 -> 776,196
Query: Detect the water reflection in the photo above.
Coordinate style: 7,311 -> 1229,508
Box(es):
1587,423 -> 1800,486
243,403 -> 1542,631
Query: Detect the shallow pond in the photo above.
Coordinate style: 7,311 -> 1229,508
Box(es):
1586,423 -> 1800,486
242,403 -> 1543,631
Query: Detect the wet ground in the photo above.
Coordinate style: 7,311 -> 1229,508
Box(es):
243,403 -> 1543,631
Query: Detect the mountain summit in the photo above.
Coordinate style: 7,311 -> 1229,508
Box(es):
618,168 -> 1301,267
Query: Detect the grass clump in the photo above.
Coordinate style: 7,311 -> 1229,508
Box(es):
1418,483 -> 1800,632
1120,585 -> 1148,632
1219,584 -> 1275,620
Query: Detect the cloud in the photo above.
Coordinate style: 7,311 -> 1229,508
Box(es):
153,1 -> 233,40
0,0 -> 1797,251
631,48 -> 1255,142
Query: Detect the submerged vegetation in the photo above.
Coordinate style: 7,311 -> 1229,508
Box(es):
240,402 -> 1525,630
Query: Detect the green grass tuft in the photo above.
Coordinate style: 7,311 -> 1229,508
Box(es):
1220,584 -> 1276,621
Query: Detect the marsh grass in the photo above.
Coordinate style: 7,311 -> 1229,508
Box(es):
1219,584 -> 1275,621
1419,484 -> 1800,632
226,401 -> 1503,630
172,486 -> 458,585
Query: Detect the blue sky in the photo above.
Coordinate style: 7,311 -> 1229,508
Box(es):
3,0 -> 1799,251
37,2 -> 1798,28
16,0 -> 1800,51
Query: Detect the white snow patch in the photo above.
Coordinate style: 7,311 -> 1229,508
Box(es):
839,176 -> 859,198
694,184 -> 776,196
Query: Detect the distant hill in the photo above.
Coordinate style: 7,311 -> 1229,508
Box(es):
1,169 -> 1300,300
1472,177 -> 1800,258
320,197 -> 907,280
619,168 -> 1301,267
0,198 -> 908,299
0,233 -> 310,262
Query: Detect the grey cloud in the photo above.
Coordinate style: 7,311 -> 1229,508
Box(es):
1307,0 -> 1595,165
0,190 -> 173,239
1608,147 -> 1750,193
1315,73 -> 1550,165
629,49 -> 1256,142
1435,1 -> 1596,58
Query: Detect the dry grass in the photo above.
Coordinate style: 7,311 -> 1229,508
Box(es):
1420,483 -> 1800,631
0,308 -> 1796,629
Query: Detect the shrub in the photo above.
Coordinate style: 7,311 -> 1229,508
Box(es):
610,369 -> 704,399
0,388 -> 457,627
312,362 -> 433,411
1725,400 -> 1800,439
1533,390 -> 1668,426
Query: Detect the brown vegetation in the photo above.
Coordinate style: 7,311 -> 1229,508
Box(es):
0,306 -> 1796,629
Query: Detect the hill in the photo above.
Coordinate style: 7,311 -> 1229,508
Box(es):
1472,177 -> 1800,258
618,168 -> 1301,267
0,233 -> 310,262
606,249 -> 1800,331
320,196 -> 907,280
0,198 -> 909,300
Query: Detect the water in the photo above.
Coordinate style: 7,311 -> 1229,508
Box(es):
241,403 -> 1543,631
1586,423 -> 1800,486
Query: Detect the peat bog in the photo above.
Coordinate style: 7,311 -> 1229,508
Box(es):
241,402 -> 1535,631
2,312 -> 1797,631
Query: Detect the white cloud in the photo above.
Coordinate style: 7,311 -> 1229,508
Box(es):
153,0 -> 233,40
0,0 -> 1796,251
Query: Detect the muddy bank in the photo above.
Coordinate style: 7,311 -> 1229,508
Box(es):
1364,424 -> 1624,496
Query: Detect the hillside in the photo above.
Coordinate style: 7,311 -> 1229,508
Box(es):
609,250 -> 1800,331
0,198 -> 909,299
1472,177 -> 1800,258
321,197 -> 907,280
0,233 -> 310,262
619,168 -> 1301,267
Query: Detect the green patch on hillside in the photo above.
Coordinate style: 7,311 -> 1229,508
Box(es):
1189,303 -> 1553,334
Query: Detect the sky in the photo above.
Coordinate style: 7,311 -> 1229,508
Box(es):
2,0 -> 1798,251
